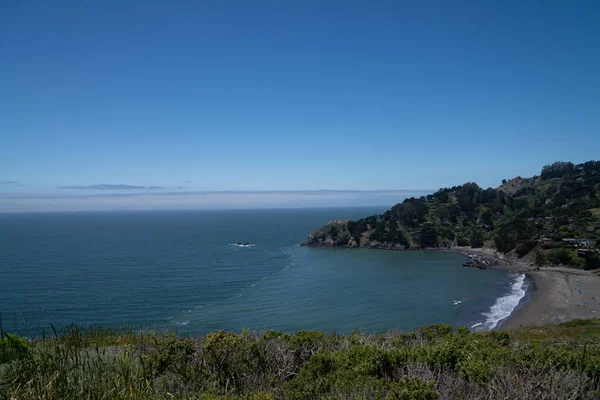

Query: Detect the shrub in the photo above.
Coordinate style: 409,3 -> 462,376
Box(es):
143,335 -> 196,378
387,377 -> 438,400
2,322 -> 600,399
456,236 -> 469,246
546,248 -> 573,265
532,248 -> 546,266
203,330 -> 241,384
486,331 -> 510,346
0,333 -> 29,364
391,332 -> 418,348
420,324 -> 453,342
469,230 -> 485,248
515,240 -> 537,258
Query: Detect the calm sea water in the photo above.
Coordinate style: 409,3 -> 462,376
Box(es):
0,208 -> 530,336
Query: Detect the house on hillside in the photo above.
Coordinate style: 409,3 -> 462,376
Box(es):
562,238 -> 578,246
538,238 -> 553,246
586,226 -> 596,233
580,238 -> 592,248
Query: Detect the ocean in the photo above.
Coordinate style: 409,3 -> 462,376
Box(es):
0,208 -> 531,336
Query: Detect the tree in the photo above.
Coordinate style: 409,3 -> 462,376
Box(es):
532,248 -> 546,266
469,229 -> 485,248
546,248 -> 573,265
584,253 -> 600,270
328,225 -> 338,239
416,223 -> 438,248
541,161 -> 575,180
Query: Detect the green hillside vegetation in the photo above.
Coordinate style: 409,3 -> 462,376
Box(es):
303,161 -> 600,270
1,321 -> 599,399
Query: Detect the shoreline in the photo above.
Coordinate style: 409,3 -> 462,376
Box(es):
502,268 -> 599,328
303,244 -> 599,328
445,246 -> 600,328
307,244 -> 600,328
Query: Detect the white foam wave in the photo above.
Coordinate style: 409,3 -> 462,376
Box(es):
230,243 -> 256,248
478,273 -> 527,330
453,300 -> 463,306
283,261 -> 295,271
470,322 -> 483,329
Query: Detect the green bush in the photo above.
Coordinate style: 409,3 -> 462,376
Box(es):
142,335 -> 196,378
485,331 -> 510,346
2,321 -> 600,399
456,236 -> 469,246
0,333 -> 29,364
420,323 -> 453,341
546,248 -> 573,265
386,377 -> 438,400
469,229 -> 485,248
515,240 -> 537,258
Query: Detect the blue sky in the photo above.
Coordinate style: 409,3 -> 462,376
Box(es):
1,1 -> 599,211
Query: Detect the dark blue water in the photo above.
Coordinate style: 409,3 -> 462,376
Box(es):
0,208 -> 527,336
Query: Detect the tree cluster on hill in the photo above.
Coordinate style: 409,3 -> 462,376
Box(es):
305,160 -> 600,269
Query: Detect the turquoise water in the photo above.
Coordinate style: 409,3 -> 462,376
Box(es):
0,208 -> 529,335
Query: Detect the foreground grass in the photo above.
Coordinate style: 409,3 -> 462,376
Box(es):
1,320 -> 600,399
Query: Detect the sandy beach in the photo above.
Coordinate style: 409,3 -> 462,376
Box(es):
503,268 -> 600,328
447,246 -> 600,328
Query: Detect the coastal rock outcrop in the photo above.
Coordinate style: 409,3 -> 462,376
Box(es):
300,220 -> 407,250
300,220 -> 352,247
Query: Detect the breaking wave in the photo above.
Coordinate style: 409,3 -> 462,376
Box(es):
477,273 -> 528,330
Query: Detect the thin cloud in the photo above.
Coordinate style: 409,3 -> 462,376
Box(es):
4,189 -> 431,200
60,184 -> 164,190
184,181 -> 191,184
0,180 -> 20,185
0,189 -> 434,212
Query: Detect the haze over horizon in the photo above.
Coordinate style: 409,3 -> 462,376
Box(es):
2,1 -> 599,211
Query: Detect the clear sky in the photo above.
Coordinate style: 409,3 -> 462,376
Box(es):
1,1 -> 599,211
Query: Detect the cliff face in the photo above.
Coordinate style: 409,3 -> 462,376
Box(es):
301,161 -> 600,265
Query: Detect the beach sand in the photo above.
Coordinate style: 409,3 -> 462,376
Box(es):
503,268 -> 600,329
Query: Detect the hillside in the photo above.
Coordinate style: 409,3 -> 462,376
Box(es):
302,161 -> 600,270
1,321 -> 600,399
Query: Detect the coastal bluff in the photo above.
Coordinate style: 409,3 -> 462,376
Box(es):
300,219 -> 409,250
301,160 -> 600,272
